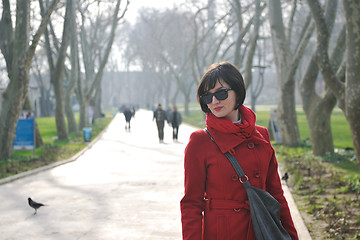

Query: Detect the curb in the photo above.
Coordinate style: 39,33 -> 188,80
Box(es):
0,119 -> 112,186
282,181 -> 313,240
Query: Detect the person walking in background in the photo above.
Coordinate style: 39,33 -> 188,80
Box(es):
123,106 -> 133,132
180,62 -> 298,239
168,105 -> 182,142
153,104 -> 167,143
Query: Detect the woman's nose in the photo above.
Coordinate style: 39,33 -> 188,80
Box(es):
211,95 -> 220,103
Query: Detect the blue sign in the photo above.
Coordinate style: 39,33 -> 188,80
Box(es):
13,113 -> 34,150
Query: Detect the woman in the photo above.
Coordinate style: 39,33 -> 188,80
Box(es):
180,62 -> 298,240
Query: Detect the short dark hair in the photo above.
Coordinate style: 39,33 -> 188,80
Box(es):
197,62 -> 246,113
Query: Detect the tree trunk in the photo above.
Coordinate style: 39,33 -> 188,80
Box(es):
93,86 -> 102,121
77,91 -> 89,129
65,89 -> 77,133
277,78 -> 300,144
305,93 -> 336,155
300,56 -> 337,155
0,61 -> 29,157
0,1 -> 30,158
52,0 -> 72,140
65,0 -> 78,133
342,0 -> 360,166
53,75 -> 68,139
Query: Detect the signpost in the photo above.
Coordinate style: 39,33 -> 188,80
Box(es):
13,111 -> 35,155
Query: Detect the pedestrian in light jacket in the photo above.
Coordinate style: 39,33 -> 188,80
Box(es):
180,62 -> 298,240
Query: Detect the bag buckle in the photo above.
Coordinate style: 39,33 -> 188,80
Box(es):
239,175 -> 248,183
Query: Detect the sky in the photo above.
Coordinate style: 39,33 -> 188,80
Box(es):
125,0 -> 185,23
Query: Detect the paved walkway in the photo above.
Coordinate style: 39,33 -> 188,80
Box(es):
0,109 -> 311,240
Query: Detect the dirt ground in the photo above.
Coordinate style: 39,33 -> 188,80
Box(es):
280,151 -> 360,239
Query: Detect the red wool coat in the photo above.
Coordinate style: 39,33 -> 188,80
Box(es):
180,106 -> 298,240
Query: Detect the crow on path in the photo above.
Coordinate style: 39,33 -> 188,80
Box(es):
28,197 -> 45,214
281,172 -> 289,183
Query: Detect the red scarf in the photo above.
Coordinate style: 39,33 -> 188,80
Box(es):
206,105 -> 268,154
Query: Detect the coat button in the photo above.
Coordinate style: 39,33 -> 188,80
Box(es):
255,172 -> 260,178
232,175 -> 238,181
247,142 -> 255,149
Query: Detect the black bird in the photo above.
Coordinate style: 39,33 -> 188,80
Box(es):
28,197 -> 45,214
281,172 -> 289,182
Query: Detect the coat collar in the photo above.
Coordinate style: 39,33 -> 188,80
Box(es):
205,105 -> 267,154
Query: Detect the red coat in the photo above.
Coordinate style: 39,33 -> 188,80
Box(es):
180,106 -> 298,240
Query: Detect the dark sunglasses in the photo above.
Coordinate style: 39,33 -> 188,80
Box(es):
200,88 -> 232,104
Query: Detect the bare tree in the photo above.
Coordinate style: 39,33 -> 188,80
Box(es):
300,0 -> 344,156
0,0 -> 60,158
267,0 -> 313,145
77,0 -> 129,129
307,0 -> 360,166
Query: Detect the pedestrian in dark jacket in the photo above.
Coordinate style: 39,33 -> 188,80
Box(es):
153,104 -> 167,143
180,62 -> 298,240
168,106 -> 182,142
123,106 -> 133,132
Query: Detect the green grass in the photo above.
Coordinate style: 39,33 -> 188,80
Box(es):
1,113 -> 113,179
182,110 -> 206,129
37,117 -> 58,142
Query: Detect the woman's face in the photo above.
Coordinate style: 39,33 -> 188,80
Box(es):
206,79 -> 239,121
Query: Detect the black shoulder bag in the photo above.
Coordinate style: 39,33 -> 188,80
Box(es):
205,129 -> 291,240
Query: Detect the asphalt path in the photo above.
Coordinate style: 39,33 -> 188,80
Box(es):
0,109 -> 311,240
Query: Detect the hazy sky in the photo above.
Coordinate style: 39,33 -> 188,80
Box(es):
126,0 -> 185,23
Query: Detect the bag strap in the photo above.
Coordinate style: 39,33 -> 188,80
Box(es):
204,128 -> 249,184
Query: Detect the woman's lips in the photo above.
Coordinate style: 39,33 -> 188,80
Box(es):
214,106 -> 223,112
